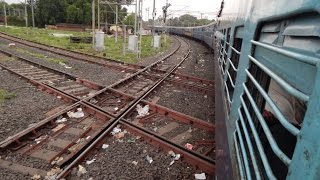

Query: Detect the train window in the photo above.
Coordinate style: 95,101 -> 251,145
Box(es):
259,21 -> 281,44
234,12 -> 319,180
224,26 -> 243,111
282,13 -> 320,53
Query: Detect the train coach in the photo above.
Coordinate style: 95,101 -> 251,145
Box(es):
157,0 -> 320,179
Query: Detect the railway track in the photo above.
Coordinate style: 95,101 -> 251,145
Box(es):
0,32 -> 214,95
0,36 -> 215,178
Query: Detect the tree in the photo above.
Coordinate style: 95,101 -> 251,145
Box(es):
35,0 -> 68,26
66,5 -> 79,23
123,13 -> 134,27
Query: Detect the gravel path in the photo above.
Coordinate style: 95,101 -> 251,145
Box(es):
0,37 -> 124,86
138,36 -> 180,66
67,130 -> 209,180
145,38 -> 215,122
176,38 -> 215,80
0,68 -> 65,142
146,83 -> 215,122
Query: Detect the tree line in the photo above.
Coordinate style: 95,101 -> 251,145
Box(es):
0,0 -> 131,28
0,0 -> 213,28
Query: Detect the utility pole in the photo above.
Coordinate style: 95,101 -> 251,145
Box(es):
115,5 -> 118,42
24,0 -> 28,28
31,0 -> 35,27
134,0 -> 137,36
3,0 -> 7,27
92,0 -> 95,46
97,0 -> 100,30
152,0 -> 156,45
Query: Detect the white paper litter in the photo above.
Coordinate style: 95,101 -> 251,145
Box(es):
169,160 -> 175,166
114,107 -> 119,111
8,43 -> 15,47
102,144 -> 109,149
111,127 -> 122,135
67,108 -> 84,118
31,174 -> 41,180
77,165 -> 87,176
132,161 -> 138,166
195,173 -> 206,180
136,104 -> 150,118
174,154 -> 181,160
35,135 -> 47,144
146,155 -> 153,164
56,117 -> 67,123
59,62 -> 72,69
45,168 -> 62,180
51,157 -> 63,165
86,159 -> 96,165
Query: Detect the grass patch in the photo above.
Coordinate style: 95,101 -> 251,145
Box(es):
0,89 -> 16,103
0,26 -> 172,63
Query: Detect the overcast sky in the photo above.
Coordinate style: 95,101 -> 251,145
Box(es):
4,0 -> 220,20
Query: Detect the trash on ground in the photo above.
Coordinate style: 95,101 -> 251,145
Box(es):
77,165 -> 87,176
31,174 -> 41,180
102,144 -> 109,149
115,131 -> 127,139
132,161 -> 138,166
52,124 -> 65,132
56,117 -> 67,123
28,123 -> 37,128
185,143 -> 193,150
136,104 -> 150,118
204,95 -> 208,98
195,173 -> 206,180
86,159 -> 96,165
111,126 -> 122,135
188,127 -> 193,133
59,62 -> 72,69
127,137 -> 136,143
57,96 -> 62,99
146,155 -> 153,164
153,127 -> 158,132
35,135 -> 47,144
86,136 -> 91,140
51,156 -> 63,165
136,136 -> 141,140
89,98 -> 98,104
45,167 -> 62,180
76,138 -> 85,144
67,108 -> 84,118
174,154 -> 181,160
114,107 -> 119,111
169,160 -> 175,166
8,43 -> 15,47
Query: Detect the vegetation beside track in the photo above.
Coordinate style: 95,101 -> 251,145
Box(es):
0,26 -> 172,63
0,89 -> 16,103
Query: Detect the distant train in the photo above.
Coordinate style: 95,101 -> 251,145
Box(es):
156,0 -> 320,179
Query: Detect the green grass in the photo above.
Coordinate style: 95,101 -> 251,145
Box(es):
0,26 -> 172,63
0,89 -> 16,103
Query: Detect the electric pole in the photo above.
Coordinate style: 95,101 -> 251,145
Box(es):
97,0 -> 100,30
92,0 -> 95,46
115,4 -> 118,42
152,0 -> 156,45
31,0 -> 35,27
145,7 -> 149,23
24,0 -> 28,27
3,0 -> 7,27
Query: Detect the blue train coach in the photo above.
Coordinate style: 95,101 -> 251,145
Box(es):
158,0 -> 320,179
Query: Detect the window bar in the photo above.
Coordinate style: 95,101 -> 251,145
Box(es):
245,69 -> 300,136
227,58 -> 239,71
251,40 -> 318,65
224,81 -> 232,103
243,83 -> 291,166
240,97 -> 277,180
234,131 -> 246,180
231,46 -> 241,55
235,121 -> 252,180
226,70 -> 236,87
238,110 -> 262,180
248,55 -> 309,102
